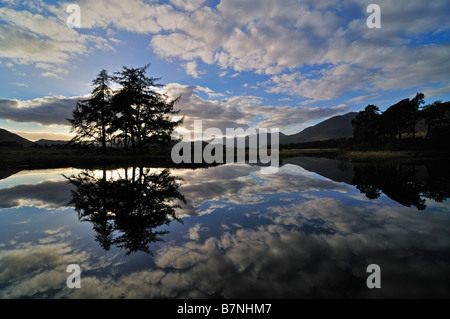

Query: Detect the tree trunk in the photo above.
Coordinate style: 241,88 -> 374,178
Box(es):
101,106 -> 106,153
124,127 -> 128,150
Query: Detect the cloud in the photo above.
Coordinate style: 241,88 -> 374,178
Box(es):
0,229 -> 120,298
347,93 -> 380,104
0,83 -> 350,135
170,0 -> 206,12
3,0 -> 448,103
195,85 -> 225,98
263,42 -> 450,102
149,195 -> 450,298
147,0 -> 338,75
10,131 -> 73,142
0,96 -> 78,125
1,164 -> 449,298
182,60 -> 205,78
162,83 -> 351,134
3,199 -> 447,298
264,65 -> 370,102
240,104 -> 350,128
150,0 -> 450,100
66,0 -> 164,33
186,223 -> 208,241
175,164 -> 261,216
0,236 -> 94,298
173,163 -> 350,217
10,82 -> 28,87
423,83 -> 450,98
161,83 -> 250,133
40,72 -> 60,79
0,4 -> 115,73
0,181 -> 73,210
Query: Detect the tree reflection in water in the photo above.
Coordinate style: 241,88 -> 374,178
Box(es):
282,156 -> 450,211
352,161 -> 450,211
65,167 -> 186,255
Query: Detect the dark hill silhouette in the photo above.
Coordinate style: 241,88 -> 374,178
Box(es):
35,139 -> 69,146
217,131 -> 286,148
213,113 -> 357,147
280,112 -> 358,144
0,128 -> 34,147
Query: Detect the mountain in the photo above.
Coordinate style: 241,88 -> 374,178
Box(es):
218,132 -> 287,148
280,112 -> 358,144
206,112 -> 357,147
35,139 -> 69,146
0,128 -> 34,147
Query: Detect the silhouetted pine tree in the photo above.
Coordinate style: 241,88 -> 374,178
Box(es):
68,69 -> 114,153
111,64 -> 183,154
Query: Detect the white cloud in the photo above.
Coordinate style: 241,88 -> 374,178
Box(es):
40,72 -> 60,79
170,0 -> 205,12
423,83 -> 450,98
150,0 -> 450,100
160,83 -> 250,134
10,82 -> 28,87
2,163 -> 449,298
0,82 -> 350,135
346,93 -> 380,104
0,4 -> 115,74
3,0 -> 448,101
195,85 -> 225,98
240,103 -> 350,129
1,0 -> 448,134
182,60 -> 205,78
150,196 -> 450,298
186,223 -> 208,241
151,32 -> 215,64
10,131 -> 73,142
59,0 -> 163,33
267,64 -> 372,102
149,0 -> 339,74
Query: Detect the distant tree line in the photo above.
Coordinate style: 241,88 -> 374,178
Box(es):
68,64 -> 182,154
0,141 -> 24,148
352,93 -> 450,149
280,138 -> 353,150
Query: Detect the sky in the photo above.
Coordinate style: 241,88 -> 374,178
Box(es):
0,0 -> 449,141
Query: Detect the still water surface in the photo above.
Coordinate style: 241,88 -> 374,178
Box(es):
0,157 -> 449,298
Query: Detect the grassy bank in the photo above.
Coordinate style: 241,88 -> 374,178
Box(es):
2,146 -> 449,170
337,149 -> 450,163
279,148 -> 338,158
0,147 -> 212,170
1,146 -> 340,169
279,145 -> 450,163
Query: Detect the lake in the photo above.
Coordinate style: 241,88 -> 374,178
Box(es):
1,157 -> 449,298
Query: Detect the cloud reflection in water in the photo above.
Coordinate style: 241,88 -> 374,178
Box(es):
0,162 -> 449,298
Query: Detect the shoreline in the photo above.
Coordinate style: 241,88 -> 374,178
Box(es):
1,147 -> 449,170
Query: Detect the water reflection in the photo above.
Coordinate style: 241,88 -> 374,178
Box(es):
283,157 -> 450,210
353,162 -> 450,210
65,167 -> 186,255
0,161 -> 449,299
